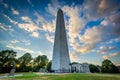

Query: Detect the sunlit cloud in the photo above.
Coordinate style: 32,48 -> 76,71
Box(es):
11,7 -> 19,15
103,51 -> 120,59
18,16 -> 41,32
30,31 -> 39,38
3,14 -> 18,25
34,12 -> 46,25
70,53 -> 80,62
0,1 -> 8,8
0,23 -> 14,32
17,16 -> 42,38
99,46 -> 115,52
10,40 -> 19,44
22,39 -> 31,45
6,45 -> 34,53
110,52 -> 120,58
46,0 -> 61,16
103,55 -> 109,59
42,20 -> 55,33
37,51 -> 44,55
18,23 -> 40,32
45,33 -> 54,43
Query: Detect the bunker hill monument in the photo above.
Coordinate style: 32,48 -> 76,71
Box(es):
51,9 -> 70,72
51,9 -> 90,73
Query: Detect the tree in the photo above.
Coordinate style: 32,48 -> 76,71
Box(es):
89,64 -> 100,73
40,55 -> 49,69
33,55 -> 49,71
18,53 -> 32,72
101,59 -> 119,73
0,50 -> 16,73
71,62 -> 78,64
46,61 -> 52,72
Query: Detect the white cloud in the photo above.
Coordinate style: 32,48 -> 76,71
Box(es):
6,45 -> 34,53
11,8 -> 19,15
34,11 -> 56,34
102,51 -> 120,59
0,23 -> 14,32
106,38 -> 120,44
68,25 -> 104,53
79,44 -> 95,53
45,33 -> 54,43
18,16 -> 41,32
30,31 -> 39,38
10,40 -> 19,44
99,0 -> 120,13
34,12 -> 46,25
75,11 -> 119,53
18,23 -> 40,32
70,53 -> 80,62
61,5 -> 88,53
27,0 -> 34,7
37,51 -> 43,55
79,26 -> 104,44
18,16 -> 42,38
46,0 -> 61,16
1,2 -> 8,8
110,52 -> 120,58
101,52 -> 107,54
101,20 -> 108,26
103,55 -> 109,59
42,20 -> 56,33
83,0 -> 120,21
22,39 -> 31,45
3,14 -> 18,25
47,4 -> 57,16
34,10 -> 56,42
63,5 -> 84,41
99,46 -> 115,52
21,16 -> 32,23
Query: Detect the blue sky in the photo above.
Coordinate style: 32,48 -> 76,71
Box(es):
0,0 -> 120,66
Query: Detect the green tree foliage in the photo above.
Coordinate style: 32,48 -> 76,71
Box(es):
46,61 -> 52,72
33,55 -> 49,71
71,62 -> 78,64
101,59 -> 119,73
0,50 -> 16,73
89,64 -> 100,73
18,53 -> 32,72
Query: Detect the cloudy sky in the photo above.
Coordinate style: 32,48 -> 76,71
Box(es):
0,0 -> 120,66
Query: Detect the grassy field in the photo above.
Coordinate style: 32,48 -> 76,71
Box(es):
0,72 -> 120,80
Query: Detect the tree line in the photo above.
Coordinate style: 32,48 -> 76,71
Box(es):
0,49 -> 51,73
89,59 -> 119,73
0,49 -> 119,73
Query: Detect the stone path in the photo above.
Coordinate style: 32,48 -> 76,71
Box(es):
35,72 -> 72,75
0,74 -> 23,79
92,73 -> 120,78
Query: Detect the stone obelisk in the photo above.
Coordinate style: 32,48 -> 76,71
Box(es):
51,9 -> 70,72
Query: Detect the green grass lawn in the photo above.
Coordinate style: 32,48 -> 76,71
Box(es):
1,72 -> 120,80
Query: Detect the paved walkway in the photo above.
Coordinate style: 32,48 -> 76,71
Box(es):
0,74 -> 23,79
35,72 -> 72,75
92,73 -> 120,78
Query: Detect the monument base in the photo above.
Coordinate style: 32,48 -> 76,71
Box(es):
53,69 -> 70,73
